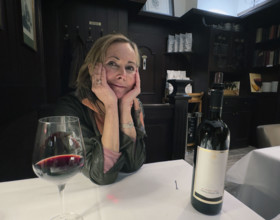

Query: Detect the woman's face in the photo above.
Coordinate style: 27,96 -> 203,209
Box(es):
104,42 -> 138,99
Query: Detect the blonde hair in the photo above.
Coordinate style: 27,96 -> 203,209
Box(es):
76,33 -> 140,103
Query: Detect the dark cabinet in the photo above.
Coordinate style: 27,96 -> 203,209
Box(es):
144,104 -> 174,162
253,94 -> 278,125
209,29 -> 247,72
143,98 -> 189,162
222,97 -> 253,148
185,25 -> 252,148
247,24 -> 280,126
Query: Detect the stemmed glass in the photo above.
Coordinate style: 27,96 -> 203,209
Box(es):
32,116 -> 86,220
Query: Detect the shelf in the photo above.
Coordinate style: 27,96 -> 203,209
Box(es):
138,11 -> 179,21
255,38 -> 280,50
179,8 -> 239,25
165,52 -> 193,55
164,52 -> 194,66
165,52 -> 194,60
256,38 -> 280,45
249,92 -> 278,97
251,65 -> 280,72
223,95 -> 253,99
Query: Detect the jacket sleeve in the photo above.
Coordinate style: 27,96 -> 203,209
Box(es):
80,125 -> 125,185
119,129 -> 146,173
54,93 -> 146,184
53,94 -> 123,185
120,101 -> 146,173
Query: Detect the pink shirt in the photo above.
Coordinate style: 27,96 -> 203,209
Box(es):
103,147 -> 121,173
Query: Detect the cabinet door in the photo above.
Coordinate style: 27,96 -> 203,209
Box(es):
209,30 -> 231,71
208,29 -> 246,72
222,98 -> 253,148
229,32 -> 246,71
223,110 -> 252,148
143,105 -> 174,162
129,22 -> 170,104
254,96 -> 278,125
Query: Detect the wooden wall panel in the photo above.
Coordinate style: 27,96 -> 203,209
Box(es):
41,0 -> 129,102
0,0 -> 46,181
143,104 -> 174,162
128,16 -> 181,103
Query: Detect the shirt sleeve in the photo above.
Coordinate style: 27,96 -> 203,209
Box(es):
53,94 -> 124,185
119,100 -> 147,173
103,147 -> 121,173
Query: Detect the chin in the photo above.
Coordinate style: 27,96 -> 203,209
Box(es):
114,91 -> 126,99
112,88 -> 132,99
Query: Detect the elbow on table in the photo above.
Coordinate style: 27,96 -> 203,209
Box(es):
81,165 -> 119,185
86,170 -> 119,185
121,156 -> 146,173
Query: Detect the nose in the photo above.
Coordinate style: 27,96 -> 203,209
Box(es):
116,67 -> 127,80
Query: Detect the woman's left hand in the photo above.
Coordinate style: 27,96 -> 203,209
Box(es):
119,69 -> 141,110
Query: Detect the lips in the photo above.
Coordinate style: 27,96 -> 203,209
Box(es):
109,83 -> 126,88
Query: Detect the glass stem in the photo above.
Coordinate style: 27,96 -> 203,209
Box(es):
58,184 -> 66,215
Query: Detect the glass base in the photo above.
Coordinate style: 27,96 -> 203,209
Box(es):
51,212 -> 83,220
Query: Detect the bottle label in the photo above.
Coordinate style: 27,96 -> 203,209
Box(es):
193,146 -> 229,204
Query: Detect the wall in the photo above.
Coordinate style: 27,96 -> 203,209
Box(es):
128,15 -> 183,103
173,0 -> 197,17
174,0 -> 250,17
0,0 -> 46,180
197,0 -> 237,16
42,0 -> 129,103
0,0 -> 46,125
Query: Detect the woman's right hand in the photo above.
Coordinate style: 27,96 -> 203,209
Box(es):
88,63 -> 118,109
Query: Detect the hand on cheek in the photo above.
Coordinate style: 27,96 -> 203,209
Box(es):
89,63 -> 117,108
120,70 -> 141,108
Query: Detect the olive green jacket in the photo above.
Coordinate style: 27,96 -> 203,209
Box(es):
54,93 -> 146,185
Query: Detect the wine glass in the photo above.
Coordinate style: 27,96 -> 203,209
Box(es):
32,116 -> 86,220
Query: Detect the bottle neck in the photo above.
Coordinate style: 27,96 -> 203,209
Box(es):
208,88 -> 224,120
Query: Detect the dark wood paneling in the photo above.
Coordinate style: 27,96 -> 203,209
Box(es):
42,0 -> 129,102
0,0 -> 45,181
0,111 -> 38,181
222,97 -> 254,148
137,45 -> 156,95
128,16 -> 181,104
143,104 -> 174,162
0,0 -> 46,122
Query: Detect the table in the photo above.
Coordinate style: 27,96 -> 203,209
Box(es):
226,146 -> 280,220
0,160 -> 262,220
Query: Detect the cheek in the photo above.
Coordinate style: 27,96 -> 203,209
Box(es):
105,67 -> 114,81
127,75 -> 136,88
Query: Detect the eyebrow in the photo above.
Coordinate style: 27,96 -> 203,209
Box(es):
107,56 -> 137,66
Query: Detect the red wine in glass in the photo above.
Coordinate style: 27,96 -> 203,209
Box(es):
32,116 -> 85,220
33,154 -> 84,185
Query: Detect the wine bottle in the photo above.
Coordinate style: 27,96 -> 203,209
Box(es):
191,72 -> 230,215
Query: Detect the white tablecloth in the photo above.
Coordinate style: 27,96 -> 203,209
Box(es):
226,146 -> 280,220
0,160 -> 262,220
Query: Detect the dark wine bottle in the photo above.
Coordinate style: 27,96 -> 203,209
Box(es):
191,72 -> 230,215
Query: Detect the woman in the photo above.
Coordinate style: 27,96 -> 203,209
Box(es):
55,34 -> 146,185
